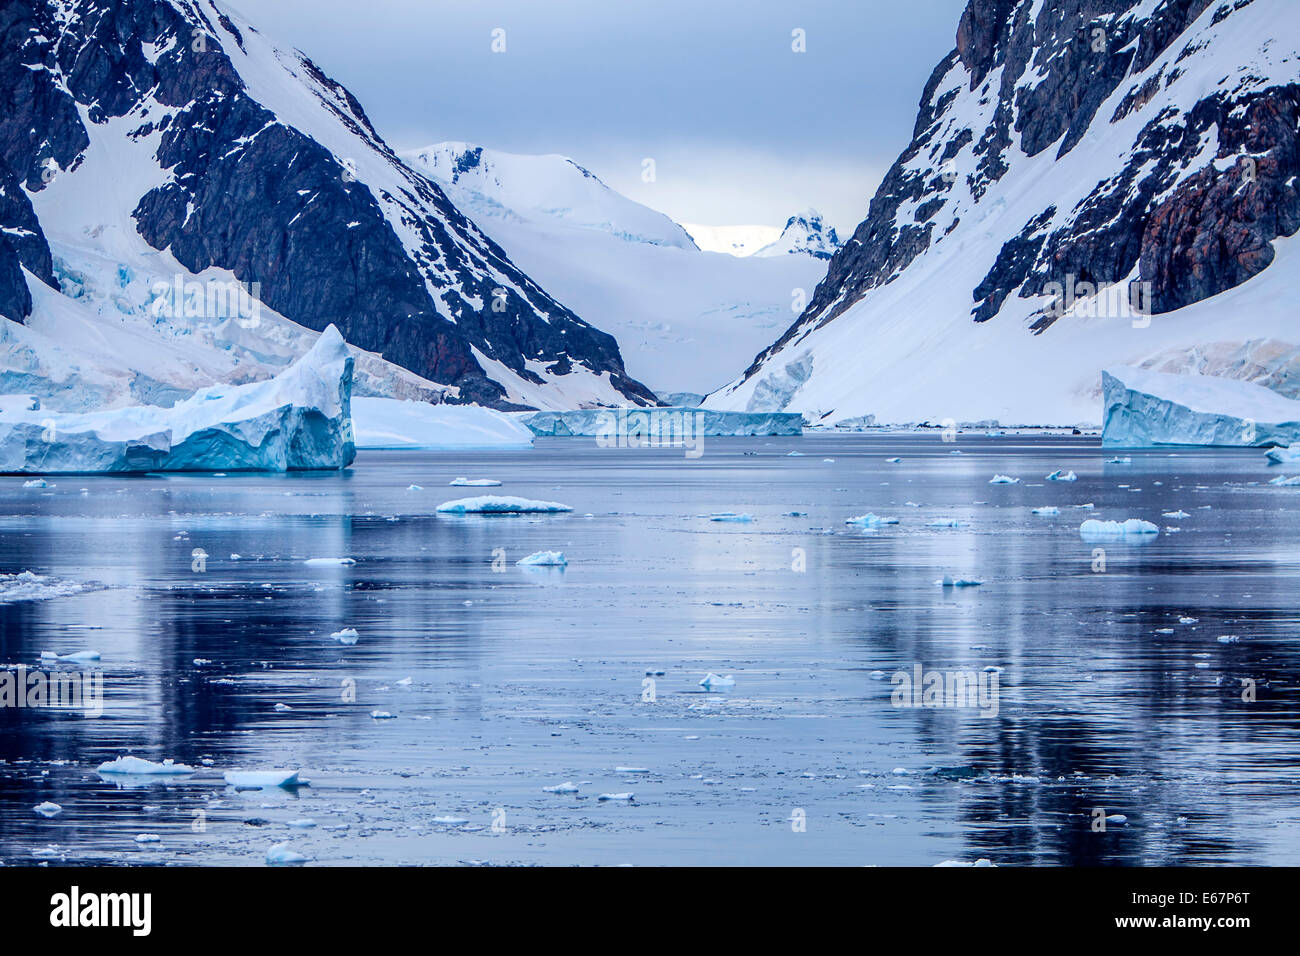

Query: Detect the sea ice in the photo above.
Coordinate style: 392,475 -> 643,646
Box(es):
266,842 -> 310,865
351,398 -> 533,450
845,513 -> 899,526
329,628 -> 359,644
989,475 -> 1019,484
1031,507 -> 1060,516
449,477 -> 502,487
436,495 -> 573,514
97,756 -> 196,775
1079,518 -> 1159,538
709,512 -> 753,522
936,575 -> 982,587
516,550 -> 567,566
224,770 -> 303,789
597,793 -> 635,801
1162,510 -> 1190,518
34,801 -> 62,817
1269,475 -> 1300,486
304,557 -> 356,566
543,782 -> 580,793
1046,470 -> 1077,481
699,673 -> 735,690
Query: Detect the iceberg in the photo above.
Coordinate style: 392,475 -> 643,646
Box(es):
1266,445 -> 1300,465
517,407 -> 803,438
266,842 -> 310,865
989,475 -> 1019,484
1079,518 -> 1159,538
436,495 -> 573,515
1269,474 -> 1300,486
516,550 -> 567,566
699,673 -> 735,690
1102,367 -> 1300,447
224,770 -> 304,789
351,397 -> 533,449
845,513 -> 899,526
97,756 -> 196,775
0,326 -> 356,474
1046,470 -> 1077,482
449,477 -> 502,487
936,575 -> 982,587
34,801 -> 62,817
329,627 -> 360,644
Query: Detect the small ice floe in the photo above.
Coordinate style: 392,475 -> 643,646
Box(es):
949,450 -> 963,455
845,513 -> 899,527
287,819 -> 316,829
886,457 -> 902,463
304,557 -> 356,566
822,458 -> 835,463
224,770 -> 303,789
1265,445 -> 1299,464
1046,470 -> 1077,482
936,575 -> 982,588
1155,628 -> 1174,635
229,553 -> 241,560
542,782 -> 579,794
135,834 -> 160,844
927,518 -> 966,528
266,842 -> 310,865
616,767 -> 650,774
935,858 -> 996,867
34,801 -> 62,818
329,627 -> 359,644
98,756 -> 196,775
786,451 -> 805,457
370,710 -> 396,719
407,484 -> 423,491
988,475 -> 1019,484
597,793 -> 635,801
395,676 -> 413,686
699,673 -> 735,691
1031,506 -> 1060,516
48,650 -> 100,664
22,479 -> 48,488
784,510 -> 808,516
1179,617 -> 1199,624
1105,814 -> 1128,825
1075,502 -> 1095,509
273,703 -> 292,713
1217,635 -> 1240,644
516,550 -> 567,567
1105,456 -> 1132,464
449,477 -> 502,487
1269,475 -> 1300,486
1079,518 -> 1159,539
1162,510 -> 1190,519
436,495 -> 572,514
709,512 -> 753,522
432,816 -> 469,825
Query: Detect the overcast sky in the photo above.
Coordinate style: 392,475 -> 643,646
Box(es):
224,0 -> 969,231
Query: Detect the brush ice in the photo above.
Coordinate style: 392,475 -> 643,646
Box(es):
1103,368 -> 1300,447
224,770 -> 302,789
516,550 -> 567,566
1080,518 -> 1159,538
0,326 -> 356,473
699,673 -> 735,690
437,495 -> 573,515
351,398 -> 533,450
97,756 -> 195,775
449,477 -> 502,487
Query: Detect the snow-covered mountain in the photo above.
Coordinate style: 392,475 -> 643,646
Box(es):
404,143 -> 829,396
706,0 -> 1300,426
753,209 -> 842,260
682,223 -> 783,258
0,0 -> 655,412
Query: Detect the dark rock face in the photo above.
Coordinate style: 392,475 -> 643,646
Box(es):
0,161 -> 57,322
737,0 -> 1297,383
0,0 -> 654,408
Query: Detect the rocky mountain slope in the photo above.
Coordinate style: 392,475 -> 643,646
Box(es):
706,0 -> 1300,425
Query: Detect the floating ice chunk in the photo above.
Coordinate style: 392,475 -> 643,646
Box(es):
1105,456 -> 1132,464
786,451 -> 805,457
1105,814 -> 1128,825
287,819 -> 316,829
370,710 -> 396,719
845,513 -> 899,526
274,703 -> 292,712
304,557 -> 356,566
1031,507 -> 1060,516
34,801 -> 62,817
1266,445 -> 1299,464
1162,510 -> 1190,518
1155,628 -> 1174,635
407,484 -> 422,491
98,756 -> 196,775
0,326 -> 355,473
885,457 -> 902,463
1046,470 -> 1077,482
1217,635 -> 1240,644
224,770 -> 302,789
516,550 -> 567,567
823,458 -> 835,463
1080,518 -> 1159,538
266,842 -> 310,865
329,627 -> 359,644
927,518 -> 966,528
1269,475 -> 1300,486
1179,617 -> 1199,624
699,673 -> 735,690
436,495 -> 572,514
449,477 -> 502,487
988,475 -> 1019,484
597,793 -> 635,801
936,575 -> 982,588
22,479 -> 48,488
395,676 -> 413,686
616,767 -> 650,774
543,782 -> 579,794
432,815 -> 469,825
708,512 -> 754,523
135,834 -> 160,844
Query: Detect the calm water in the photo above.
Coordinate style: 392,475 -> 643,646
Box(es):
1,435 -> 1298,866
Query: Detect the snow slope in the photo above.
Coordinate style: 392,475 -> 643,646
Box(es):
682,223 -> 783,258
706,0 -> 1300,426
403,143 -> 828,396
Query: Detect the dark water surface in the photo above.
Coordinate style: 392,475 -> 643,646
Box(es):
2,435 -> 1298,865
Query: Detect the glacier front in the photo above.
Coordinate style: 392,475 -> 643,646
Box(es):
0,326 -> 356,474
1102,367 -> 1300,448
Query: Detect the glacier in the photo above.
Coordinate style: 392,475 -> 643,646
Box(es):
351,397 -> 533,450
1102,367 -> 1300,447
518,407 -> 803,438
0,326 -> 356,474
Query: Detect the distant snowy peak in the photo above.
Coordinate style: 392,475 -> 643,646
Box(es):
753,209 -> 842,260
402,142 -> 697,250
682,224 -> 782,258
